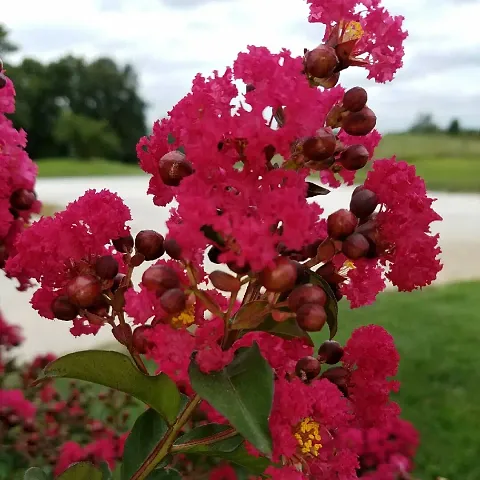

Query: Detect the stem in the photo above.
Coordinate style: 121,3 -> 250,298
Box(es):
116,310 -> 148,375
170,427 -> 237,453
191,288 -> 224,318
131,395 -> 202,480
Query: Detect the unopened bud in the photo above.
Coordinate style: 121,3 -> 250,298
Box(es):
342,233 -> 370,259
342,107 -> 377,136
158,151 -> 194,186
339,144 -> 369,171
209,270 -> 241,292
51,296 -> 80,321
318,340 -> 344,364
112,323 -> 133,346
288,284 -> 327,312
321,366 -> 349,395
350,188 -> 378,219
259,257 -> 297,293
302,129 -> 336,162
343,87 -> 368,112
0,72 -> 7,89
304,45 -> 339,79
95,255 -> 119,280
135,230 -> 165,261
66,275 -> 102,308
164,238 -> 183,260
159,288 -> 186,314
132,325 -> 153,354
296,304 -> 327,332
295,356 -> 321,381
142,265 -> 180,292
112,235 -> 134,253
327,209 -> 358,240
10,189 -> 36,211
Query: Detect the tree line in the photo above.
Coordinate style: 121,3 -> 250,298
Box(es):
1,25 -> 147,163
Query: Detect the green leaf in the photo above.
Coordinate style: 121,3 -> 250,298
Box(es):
58,463 -> 102,480
174,424 -> 243,454
257,315 -> 314,347
217,444 -> 271,475
230,301 -> 269,330
189,343 -> 273,455
308,270 -> 339,338
148,469 -> 181,479
121,409 -> 168,480
167,133 -> 175,144
98,462 -> 112,479
36,351 -> 180,423
23,468 -> 47,480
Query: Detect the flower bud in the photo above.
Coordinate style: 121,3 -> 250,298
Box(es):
318,340 -> 344,364
342,233 -> 370,260
66,275 -> 102,308
304,45 -> 339,79
51,296 -> 80,320
130,253 -> 145,267
317,72 -> 340,89
159,288 -> 186,314
302,129 -> 336,162
259,257 -> 297,292
343,87 -> 367,112
339,144 -> 369,171
0,72 -> 7,89
112,323 -> 133,346
95,255 -> 119,280
164,238 -> 182,260
158,151 -> 194,186
10,189 -> 36,211
288,284 -> 327,312
142,265 -> 180,292
112,235 -> 134,253
342,107 -> 377,136
132,325 -> 153,354
296,304 -> 327,332
135,230 -> 165,261
209,270 -> 241,292
327,209 -> 357,240
321,366 -> 349,395
350,188 -> 378,219
295,356 -> 321,381
207,246 -> 222,264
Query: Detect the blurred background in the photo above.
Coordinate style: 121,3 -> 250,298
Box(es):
1,0 -> 479,478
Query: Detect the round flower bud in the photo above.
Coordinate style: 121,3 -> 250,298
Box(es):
342,233 -> 370,260
343,87 -> 368,112
296,304 -> 327,332
51,296 -> 80,320
0,72 -> 7,89
132,325 -> 153,354
305,45 -> 339,79
339,144 -> 369,171
112,323 -> 133,347
302,130 -> 336,162
135,230 -> 165,261
112,235 -> 134,253
288,284 -> 327,312
342,107 -> 377,136
321,366 -> 349,395
318,340 -> 344,364
259,257 -> 297,292
159,288 -> 186,314
142,265 -> 180,292
209,270 -> 241,292
66,275 -> 102,308
318,72 -> 340,89
295,356 -> 322,381
164,238 -> 182,260
10,189 -> 36,211
327,209 -> 357,240
350,188 -> 379,219
158,151 -> 194,186
95,255 -> 119,280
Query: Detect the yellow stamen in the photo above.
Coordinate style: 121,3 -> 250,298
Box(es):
341,21 -> 364,42
294,417 -> 323,457
343,259 -> 356,270
170,304 -> 195,329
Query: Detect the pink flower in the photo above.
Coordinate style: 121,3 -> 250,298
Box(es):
55,441 -> 85,475
0,389 -> 36,419
0,312 -> 23,348
209,463 -> 238,480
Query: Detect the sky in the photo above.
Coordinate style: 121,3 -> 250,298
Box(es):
2,0 -> 480,133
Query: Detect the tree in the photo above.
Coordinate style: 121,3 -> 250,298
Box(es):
447,118 -> 461,135
0,24 -> 18,57
409,113 -> 439,134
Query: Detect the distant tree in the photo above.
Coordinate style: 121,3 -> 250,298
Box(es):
447,118 -> 461,135
0,24 -> 18,57
409,113 -> 440,134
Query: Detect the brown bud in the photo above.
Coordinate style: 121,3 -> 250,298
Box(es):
321,366 -> 349,395
305,45 -> 339,79
142,265 -> 180,292
51,296 -> 79,320
302,129 -> 336,162
317,72 -> 340,89
112,235 -> 134,253
350,188 -> 378,219
343,87 -> 368,112
112,323 -> 133,347
135,230 -> 165,261
10,189 -> 36,211
288,284 -> 327,312
159,288 -> 186,314
318,340 -> 344,364
327,209 -> 358,240
132,325 -> 153,354
296,304 -> 327,332
295,356 -> 322,381
339,144 -> 369,171
342,107 -> 377,136
259,257 -> 297,293
164,238 -> 182,260
130,253 -> 145,267
158,151 -> 194,186
209,270 -> 241,292
342,233 -> 370,259
0,72 -> 7,89
95,255 -> 119,280
66,275 -> 102,308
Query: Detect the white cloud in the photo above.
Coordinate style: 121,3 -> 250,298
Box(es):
2,0 -> 479,131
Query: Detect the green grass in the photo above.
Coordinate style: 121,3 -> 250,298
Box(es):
311,281 -> 480,480
36,157 -> 144,177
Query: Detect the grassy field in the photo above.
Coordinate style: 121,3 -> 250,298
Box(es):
311,281 -> 480,480
36,158 -> 144,177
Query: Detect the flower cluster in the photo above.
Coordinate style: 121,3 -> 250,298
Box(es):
0,68 -> 41,289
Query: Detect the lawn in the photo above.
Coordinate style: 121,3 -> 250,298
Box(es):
36,158 -> 144,177
311,281 -> 480,480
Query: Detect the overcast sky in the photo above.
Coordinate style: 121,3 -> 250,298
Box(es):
2,0 -> 480,132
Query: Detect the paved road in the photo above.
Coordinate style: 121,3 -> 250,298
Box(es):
2,176 -> 480,360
